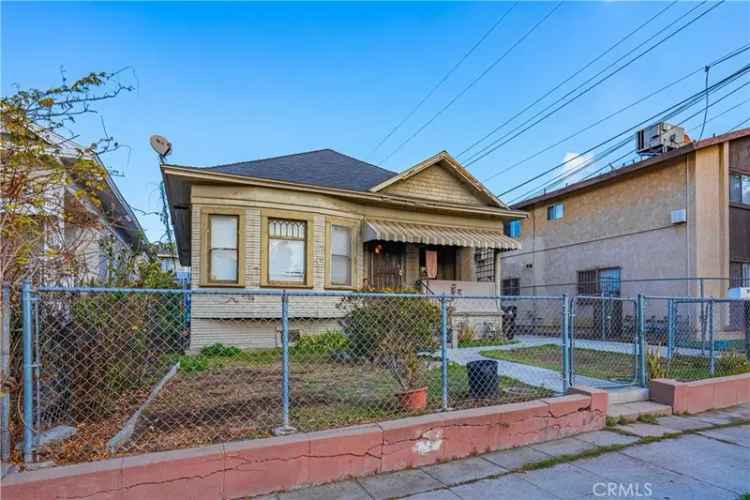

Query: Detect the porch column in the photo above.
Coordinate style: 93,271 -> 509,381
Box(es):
456,247 -> 476,281
494,250 -> 502,295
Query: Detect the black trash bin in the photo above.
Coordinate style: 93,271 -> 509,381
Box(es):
467,359 -> 498,399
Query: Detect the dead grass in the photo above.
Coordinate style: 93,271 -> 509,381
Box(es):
37,351 -> 553,463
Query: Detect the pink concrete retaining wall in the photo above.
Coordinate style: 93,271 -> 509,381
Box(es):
3,388 -> 606,500
651,373 -> 750,414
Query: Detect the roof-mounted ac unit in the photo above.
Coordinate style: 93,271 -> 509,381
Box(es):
635,122 -> 689,156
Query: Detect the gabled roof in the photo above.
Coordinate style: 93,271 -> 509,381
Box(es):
369,150 -> 507,208
203,148 -> 398,192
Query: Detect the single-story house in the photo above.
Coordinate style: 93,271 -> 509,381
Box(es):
162,149 -> 525,350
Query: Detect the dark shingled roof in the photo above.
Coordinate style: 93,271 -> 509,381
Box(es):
203,149 -> 398,192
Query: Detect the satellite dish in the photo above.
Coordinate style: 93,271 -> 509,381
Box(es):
150,134 -> 172,159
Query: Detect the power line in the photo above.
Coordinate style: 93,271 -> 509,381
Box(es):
511,79 -> 750,203
457,0 -> 679,160
481,43 -> 750,184
465,1 -> 725,169
496,62 -> 750,198
367,3 -> 519,159
730,116 -> 750,131
379,1 -> 564,165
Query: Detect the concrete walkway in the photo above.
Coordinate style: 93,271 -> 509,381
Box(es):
446,337 -> 624,392
445,335 -> 710,392
273,404 -> 750,500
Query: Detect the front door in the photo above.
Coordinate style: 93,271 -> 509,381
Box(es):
368,242 -> 405,289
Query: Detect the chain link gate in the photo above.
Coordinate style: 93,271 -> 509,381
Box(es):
569,296 -> 641,388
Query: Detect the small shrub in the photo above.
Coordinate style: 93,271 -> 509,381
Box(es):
200,343 -> 241,357
178,355 -> 210,373
646,345 -> 667,380
457,323 -> 475,345
342,296 -> 439,391
293,330 -> 349,354
716,351 -> 750,376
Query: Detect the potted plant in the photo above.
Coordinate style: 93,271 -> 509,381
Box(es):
343,295 -> 439,411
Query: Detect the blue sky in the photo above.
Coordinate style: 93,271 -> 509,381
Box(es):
3,1 -> 749,241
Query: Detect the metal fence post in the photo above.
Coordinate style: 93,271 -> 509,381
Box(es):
274,290 -> 295,435
708,301 -> 715,376
637,294 -> 647,387
745,300 -> 750,362
1,283 -> 10,467
699,278 -> 706,355
21,280 -> 33,464
440,295 -> 449,411
561,295 -> 570,394
666,299 -> 674,360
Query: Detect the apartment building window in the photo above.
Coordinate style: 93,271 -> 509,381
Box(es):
330,225 -> 352,286
504,220 -> 522,238
547,203 -> 564,220
502,278 -> 520,296
730,174 -> 750,204
268,218 -> 307,284
577,268 -> 622,296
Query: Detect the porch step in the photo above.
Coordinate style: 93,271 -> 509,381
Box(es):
607,387 -> 650,405
607,401 -> 672,421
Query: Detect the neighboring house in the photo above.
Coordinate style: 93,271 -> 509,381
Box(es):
1,128 -> 144,285
157,252 -> 191,284
501,127 -> 750,337
162,149 -> 525,350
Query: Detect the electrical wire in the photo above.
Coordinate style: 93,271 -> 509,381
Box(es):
510,78 -> 750,203
367,2 -> 519,159
481,42 -> 750,184
464,1 -> 725,169
379,1 -> 564,165
457,0 -> 679,160
495,62 -> 749,198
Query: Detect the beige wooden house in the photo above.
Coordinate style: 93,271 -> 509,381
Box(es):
162,149 -> 525,350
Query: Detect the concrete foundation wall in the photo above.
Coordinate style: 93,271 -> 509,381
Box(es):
4,389 -> 606,500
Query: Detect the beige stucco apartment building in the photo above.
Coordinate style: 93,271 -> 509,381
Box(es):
501,128 -> 750,336
163,149 -> 525,350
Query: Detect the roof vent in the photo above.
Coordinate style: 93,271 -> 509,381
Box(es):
635,122 -> 689,157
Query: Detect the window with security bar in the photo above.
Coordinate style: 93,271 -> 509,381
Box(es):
474,248 -> 495,282
502,277 -> 520,296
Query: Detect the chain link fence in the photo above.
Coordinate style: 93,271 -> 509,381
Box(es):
6,285 -> 749,468
643,296 -> 750,382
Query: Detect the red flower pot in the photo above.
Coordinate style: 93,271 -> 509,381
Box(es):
396,386 -> 428,411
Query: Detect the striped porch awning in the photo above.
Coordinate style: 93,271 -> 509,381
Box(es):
363,219 -> 520,250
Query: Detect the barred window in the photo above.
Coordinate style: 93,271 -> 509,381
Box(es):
577,269 -> 598,295
474,248 -> 495,282
502,278 -> 520,296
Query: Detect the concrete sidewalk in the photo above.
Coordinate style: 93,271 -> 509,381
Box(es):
272,404 -> 750,500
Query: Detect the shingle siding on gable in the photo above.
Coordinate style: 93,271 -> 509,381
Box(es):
381,163 -> 484,205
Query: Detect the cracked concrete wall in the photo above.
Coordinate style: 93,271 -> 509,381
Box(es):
4,390 -> 606,500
